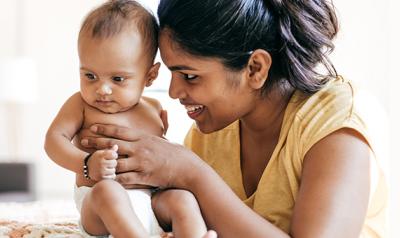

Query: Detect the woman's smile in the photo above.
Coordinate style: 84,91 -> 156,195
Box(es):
184,104 -> 205,119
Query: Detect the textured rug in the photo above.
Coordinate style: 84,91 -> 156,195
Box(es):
0,220 -> 83,238
0,200 -> 174,238
0,200 -> 83,238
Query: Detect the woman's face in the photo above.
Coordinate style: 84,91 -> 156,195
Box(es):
159,30 -> 256,133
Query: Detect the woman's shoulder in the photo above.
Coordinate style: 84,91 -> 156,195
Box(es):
292,76 -> 355,121
284,76 -> 382,158
283,76 -> 360,137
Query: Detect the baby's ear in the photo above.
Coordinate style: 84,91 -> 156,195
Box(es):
146,62 -> 161,87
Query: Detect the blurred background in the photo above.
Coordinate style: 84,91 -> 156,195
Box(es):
0,0 -> 398,236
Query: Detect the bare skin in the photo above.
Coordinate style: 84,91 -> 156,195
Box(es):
82,123 -> 371,238
45,28 -> 209,237
152,190 -> 207,238
81,180 -> 148,237
79,30 -> 374,237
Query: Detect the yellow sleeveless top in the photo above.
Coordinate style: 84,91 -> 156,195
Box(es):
184,77 -> 387,237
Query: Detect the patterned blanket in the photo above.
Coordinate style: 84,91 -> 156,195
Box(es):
0,200 -> 84,238
0,220 -> 83,238
0,200 -> 174,238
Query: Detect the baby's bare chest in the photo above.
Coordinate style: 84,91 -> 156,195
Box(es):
80,103 -> 164,137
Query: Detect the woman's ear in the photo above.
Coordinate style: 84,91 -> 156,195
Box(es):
246,49 -> 272,90
145,62 -> 161,87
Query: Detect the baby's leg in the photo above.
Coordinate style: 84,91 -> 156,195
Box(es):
152,189 -> 207,238
81,180 -> 149,238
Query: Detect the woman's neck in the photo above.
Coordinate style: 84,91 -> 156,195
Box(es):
240,85 -> 294,142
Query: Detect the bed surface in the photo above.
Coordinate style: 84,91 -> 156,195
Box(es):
0,199 -> 84,237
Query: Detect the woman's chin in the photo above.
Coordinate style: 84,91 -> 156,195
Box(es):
195,121 -> 227,134
195,121 -> 213,134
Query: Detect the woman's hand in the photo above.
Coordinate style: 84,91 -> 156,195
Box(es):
80,124 -> 205,189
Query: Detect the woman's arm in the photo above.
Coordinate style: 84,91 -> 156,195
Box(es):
290,128 -> 370,238
82,125 -> 371,238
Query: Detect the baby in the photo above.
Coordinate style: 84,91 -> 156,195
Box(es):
44,1 -> 206,237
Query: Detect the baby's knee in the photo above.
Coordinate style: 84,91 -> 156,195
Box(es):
90,180 -> 124,205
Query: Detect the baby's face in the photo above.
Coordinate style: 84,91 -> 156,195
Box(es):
78,30 -> 151,113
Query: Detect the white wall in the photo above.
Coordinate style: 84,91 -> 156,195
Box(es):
331,2 -> 400,235
0,0 -> 192,199
0,0 -> 398,236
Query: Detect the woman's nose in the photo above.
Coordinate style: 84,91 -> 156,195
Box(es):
168,77 -> 186,99
96,83 -> 112,95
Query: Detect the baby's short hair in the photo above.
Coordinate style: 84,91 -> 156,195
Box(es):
79,0 -> 159,63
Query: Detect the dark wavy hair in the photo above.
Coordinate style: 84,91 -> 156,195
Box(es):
158,0 -> 338,94
79,0 -> 159,63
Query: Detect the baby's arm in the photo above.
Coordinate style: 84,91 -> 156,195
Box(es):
44,92 -> 88,174
45,92 -> 119,180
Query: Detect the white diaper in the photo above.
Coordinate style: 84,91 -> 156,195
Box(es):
74,185 -> 163,238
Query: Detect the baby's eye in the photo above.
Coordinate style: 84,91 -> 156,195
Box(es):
85,73 -> 96,80
183,74 -> 198,81
112,76 -> 125,82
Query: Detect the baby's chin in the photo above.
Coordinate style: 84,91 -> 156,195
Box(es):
99,108 -> 120,114
95,104 -> 134,114
90,103 -> 121,114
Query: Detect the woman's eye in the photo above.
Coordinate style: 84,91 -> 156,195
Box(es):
85,73 -> 96,80
183,74 -> 198,80
112,76 -> 125,82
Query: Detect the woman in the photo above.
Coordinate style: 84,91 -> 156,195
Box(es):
81,0 -> 387,237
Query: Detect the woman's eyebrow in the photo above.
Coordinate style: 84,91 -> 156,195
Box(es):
168,65 -> 197,71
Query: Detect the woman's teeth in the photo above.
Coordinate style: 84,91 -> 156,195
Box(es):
185,105 -> 204,113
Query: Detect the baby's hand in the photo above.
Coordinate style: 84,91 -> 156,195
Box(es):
87,145 -> 118,181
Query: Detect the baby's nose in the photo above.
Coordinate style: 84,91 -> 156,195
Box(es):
96,84 -> 112,95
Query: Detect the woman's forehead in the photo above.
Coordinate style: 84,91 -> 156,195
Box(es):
159,31 -> 225,69
159,30 -> 187,56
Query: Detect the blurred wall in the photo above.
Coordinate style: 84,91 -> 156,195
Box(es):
0,0 -> 398,236
0,0 -> 193,199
